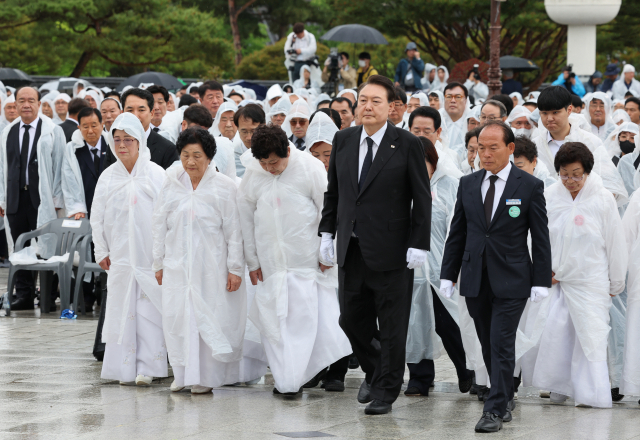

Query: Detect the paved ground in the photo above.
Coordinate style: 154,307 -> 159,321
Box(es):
0,269 -> 639,439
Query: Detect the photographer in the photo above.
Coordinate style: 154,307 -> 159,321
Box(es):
552,65 -> 585,97
322,52 -> 356,89
463,65 -> 489,102
394,42 -> 425,92
284,22 -> 318,83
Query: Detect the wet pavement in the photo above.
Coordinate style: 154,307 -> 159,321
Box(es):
0,268 -> 639,439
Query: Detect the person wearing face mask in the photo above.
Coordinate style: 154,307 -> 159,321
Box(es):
356,52 -> 378,87
606,121 -> 638,167
152,127 -> 257,395
507,106 -> 534,139
322,52 -> 356,90
615,124 -> 640,198
528,142 -> 627,409
236,124 -> 351,396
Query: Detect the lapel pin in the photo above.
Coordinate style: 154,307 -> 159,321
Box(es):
391,145 -> 396,149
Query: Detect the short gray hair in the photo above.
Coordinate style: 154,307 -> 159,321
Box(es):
482,100 -> 508,118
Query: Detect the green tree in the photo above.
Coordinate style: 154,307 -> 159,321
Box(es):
0,0 -> 233,77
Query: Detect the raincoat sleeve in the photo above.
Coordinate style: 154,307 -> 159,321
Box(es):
51,125 -> 66,209
90,175 -> 110,264
221,182 -> 245,278
440,182 -> 467,281
622,192 -> 640,254
151,179 -> 170,272
237,173 -> 260,272
602,192 -> 629,295
60,142 -> 88,216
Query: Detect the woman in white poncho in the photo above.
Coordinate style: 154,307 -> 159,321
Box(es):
530,142 -> 628,408
210,100 -> 239,141
91,113 -> 168,386
405,137 -> 474,396
152,128 -> 254,394
237,125 -> 351,394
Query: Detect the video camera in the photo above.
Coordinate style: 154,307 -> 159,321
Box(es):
472,64 -> 481,81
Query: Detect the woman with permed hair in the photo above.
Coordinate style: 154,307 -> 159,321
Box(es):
236,124 -> 352,395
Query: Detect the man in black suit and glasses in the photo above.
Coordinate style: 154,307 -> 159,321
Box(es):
318,75 -> 432,415
440,121 -> 552,433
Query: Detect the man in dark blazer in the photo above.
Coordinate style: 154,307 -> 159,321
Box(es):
440,121 -> 552,433
318,75 -> 432,415
104,88 -> 178,169
58,98 -> 90,143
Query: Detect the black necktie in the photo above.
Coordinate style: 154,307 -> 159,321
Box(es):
153,127 -> 160,133
484,175 -> 498,227
295,138 -> 304,151
91,147 -> 101,175
20,124 -> 31,189
359,137 -> 374,192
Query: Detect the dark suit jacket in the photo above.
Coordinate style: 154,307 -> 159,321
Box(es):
59,119 -> 78,143
104,129 -> 179,170
318,122 -> 432,272
440,164 -> 552,299
76,136 -> 107,216
6,120 -> 42,214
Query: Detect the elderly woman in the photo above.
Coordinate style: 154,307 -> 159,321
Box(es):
406,137 -> 474,397
237,125 -> 351,395
305,111 -> 338,172
152,128 -> 252,394
530,142 -> 628,408
292,65 -> 321,94
211,101 -> 239,141
91,113 -> 168,387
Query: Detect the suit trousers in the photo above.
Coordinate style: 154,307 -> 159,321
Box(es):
93,272 -> 108,360
408,286 -> 473,394
338,237 -> 413,404
465,268 -> 528,417
7,189 -> 39,300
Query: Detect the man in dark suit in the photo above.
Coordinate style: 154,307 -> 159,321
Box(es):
318,75 -> 432,415
58,98 -> 90,143
440,121 -> 552,433
104,88 -> 178,169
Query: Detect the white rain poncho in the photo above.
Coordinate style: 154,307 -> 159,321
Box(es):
60,130 -> 91,217
337,89 -> 357,103
90,112 -> 166,345
152,162 -> 246,369
534,123 -> 629,207
430,66 -> 449,92
568,113 -> 591,132
422,63 -> 437,89
617,135 -> 640,198
266,97 -> 292,125
53,93 -> 71,123
406,154 -> 467,363
543,174 -> 627,362
409,92 -> 430,109
507,105 -> 533,139
211,136 -> 237,182
0,115 -> 67,258
186,82 -> 202,96
533,161 -> 557,188
265,84 -> 283,105
510,92 -> 524,107
39,91 -> 60,122
613,109 -> 631,125
158,107 -> 186,143
243,88 -> 257,101
605,121 -> 638,159
282,99 -> 311,139
621,190 -> 640,395
439,104 -> 469,158
304,112 -> 338,153
293,87 -> 313,104
429,90 -> 445,110
210,101 -> 238,138
312,93 -> 331,111
584,92 -> 616,141
0,94 -> 11,131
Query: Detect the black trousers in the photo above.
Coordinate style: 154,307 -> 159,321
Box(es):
93,272 -> 108,359
407,286 -> 473,395
292,61 -> 306,83
7,189 -> 38,300
338,237 -> 413,404
465,268 -> 528,417
325,355 -> 350,382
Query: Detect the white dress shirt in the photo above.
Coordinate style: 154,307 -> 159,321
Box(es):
480,161 -> 512,221
358,123 -> 387,179
144,126 -> 151,141
19,117 -> 40,185
87,137 -> 103,161
65,117 -> 78,125
546,130 -> 565,158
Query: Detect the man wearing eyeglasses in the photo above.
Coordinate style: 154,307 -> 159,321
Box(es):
389,87 -> 408,129
479,101 -> 508,125
442,82 -> 470,151
534,87 -> 627,205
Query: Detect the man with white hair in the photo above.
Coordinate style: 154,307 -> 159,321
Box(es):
612,64 -> 640,101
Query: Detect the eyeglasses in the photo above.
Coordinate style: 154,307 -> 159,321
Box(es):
559,174 -> 585,182
444,94 -> 464,101
290,120 -> 307,126
393,102 -> 405,108
113,138 -> 137,146
479,115 -> 500,122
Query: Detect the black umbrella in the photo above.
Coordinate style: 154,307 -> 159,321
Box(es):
0,68 -> 33,87
116,71 -> 183,92
500,56 -> 539,72
320,24 -> 388,45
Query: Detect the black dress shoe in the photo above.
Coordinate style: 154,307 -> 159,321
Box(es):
611,387 -> 625,402
477,386 -> 490,401
508,398 -> 516,412
459,372 -> 475,393
10,297 -> 34,311
469,380 -> 481,395
322,380 -> 345,392
475,412 -> 503,433
273,387 -> 302,396
94,351 -> 104,362
348,354 -> 359,369
364,399 -> 392,415
502,409 -> 512,423
357,381 -> 372,404
303,368 -> 327,388
404,386 -> 427,396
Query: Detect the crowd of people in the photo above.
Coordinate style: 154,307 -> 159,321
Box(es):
1,46 -> 640,435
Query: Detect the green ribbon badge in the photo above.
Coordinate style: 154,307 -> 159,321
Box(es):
509,206 -> 520,218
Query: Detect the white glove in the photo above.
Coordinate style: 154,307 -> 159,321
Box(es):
440,280 -> 454,298
406,248 -> 427,269
530,286 -> 549,303
320,233 -> 335,266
